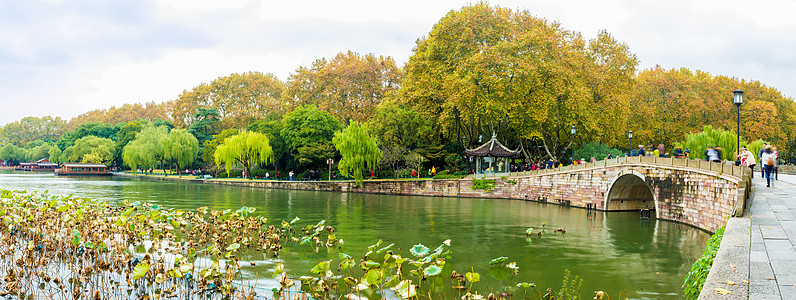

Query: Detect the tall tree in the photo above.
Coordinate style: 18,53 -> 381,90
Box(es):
114,120 -> 149,168
202,129 -> 239,176
68,102 -> 171,130
122,126 -> 169,174
288,51 -> 402,124
48,146 -> 63,164
164,129 -> 200,177
333,122 -> 382,187
399,3 -> 603,162
171,72 -> 287,130
69,136 -> 116,165
214,130 -> 273,179
0,116 -> 68,146
280,105 -> 342,168
0,144 -> 25,165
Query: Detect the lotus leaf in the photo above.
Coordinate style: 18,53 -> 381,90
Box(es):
489,257 -> 508,265
410,244 -> 430,257
226,243 -> 240,251
465,271 -> 480,283
132,262 -> 150,280
365,269 -> 383,286
180,263 -> 193,273
71,230 -> 80,246
391,280 -> 416,299
362,261 -> 380,270
516,282 -> 536,288
423,265 -> 442,277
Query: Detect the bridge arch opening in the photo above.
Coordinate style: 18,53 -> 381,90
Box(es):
605,173 -> 656,212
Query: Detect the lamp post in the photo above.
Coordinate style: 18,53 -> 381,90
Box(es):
733,90 -> 744,157
570,125 -> 576,161
628,130 -> 633,156
326,158 -> 334,181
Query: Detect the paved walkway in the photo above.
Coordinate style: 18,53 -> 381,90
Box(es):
749,174 -> 796,299
702,173 -> 796,299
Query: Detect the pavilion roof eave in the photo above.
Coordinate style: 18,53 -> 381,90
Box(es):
464,134 -> 520,157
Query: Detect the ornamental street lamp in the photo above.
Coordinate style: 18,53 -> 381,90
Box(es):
570,125 -> 576,161
733,90 -> 743,158
628,130 -> 634,156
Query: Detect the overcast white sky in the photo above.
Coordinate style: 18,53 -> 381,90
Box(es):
1,0 -> 794,126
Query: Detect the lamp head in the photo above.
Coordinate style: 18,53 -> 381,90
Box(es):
733,90 -> 743,106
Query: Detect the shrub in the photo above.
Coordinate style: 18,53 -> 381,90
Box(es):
471,178 -> 495,192
682,225 -> 725,299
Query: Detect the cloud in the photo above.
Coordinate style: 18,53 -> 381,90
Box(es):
1,0 -> 795,127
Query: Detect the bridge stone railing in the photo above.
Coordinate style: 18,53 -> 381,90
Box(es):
467,156 -> 749,180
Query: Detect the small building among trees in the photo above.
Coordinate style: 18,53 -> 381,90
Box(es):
465,134 -> 519,176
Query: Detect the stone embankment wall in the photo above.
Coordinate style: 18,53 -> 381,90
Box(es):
125,158 -> 747,233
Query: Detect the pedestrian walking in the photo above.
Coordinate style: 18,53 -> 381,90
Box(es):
761,146 -> 776,188
737,146 -> 756,178
638,145 -> 646,157
773,146 -> 779,180
759,143 -> 768,177
705,146 -> 721,163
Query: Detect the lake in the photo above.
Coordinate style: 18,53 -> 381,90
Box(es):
0,171 -> 709,299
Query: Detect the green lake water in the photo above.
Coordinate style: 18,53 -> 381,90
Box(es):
0,171 -> 709,299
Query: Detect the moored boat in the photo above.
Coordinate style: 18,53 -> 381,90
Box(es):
55,163 -> 111,176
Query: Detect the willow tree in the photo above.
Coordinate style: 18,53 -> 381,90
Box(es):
122,125 -> 169,174
214,130 -> 273,179
122,139 -> 156,174
165,129 -> 200,177
333,122 -> 381,187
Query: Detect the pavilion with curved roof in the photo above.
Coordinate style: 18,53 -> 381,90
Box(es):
465,133 -> 519,176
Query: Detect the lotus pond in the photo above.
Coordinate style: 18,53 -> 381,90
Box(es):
0,171 -> 709,299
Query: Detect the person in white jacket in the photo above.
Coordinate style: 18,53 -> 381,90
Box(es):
761,146 -> 776,187
737,147 -> 757,178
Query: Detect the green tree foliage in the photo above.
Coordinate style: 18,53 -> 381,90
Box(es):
213,131 -> 273,179
164,129 -> 200,176
188,108 -> 221,148
114,120 -> 149,168
677,126 -> 760,161
25,143 -> 53,162
288,51 -> 402,123
202,129 -> 239,168
0,144 -> 25,165
0,116 -> 68,146
172,72 -> 287,130
122,126 -> 169,174
333,122 -> 382,187
369,101 -> 432,150
69,136 -> 116,165
280,105 -> 342,168
57,122 -> 119,150
48,146 -> 63,164
573,142 -> 623,161
247,118 -> 287,170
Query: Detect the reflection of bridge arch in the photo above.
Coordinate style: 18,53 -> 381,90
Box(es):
604,170 -> 657,216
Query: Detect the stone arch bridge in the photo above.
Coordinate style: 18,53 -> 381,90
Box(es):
455,156 -> 751,232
